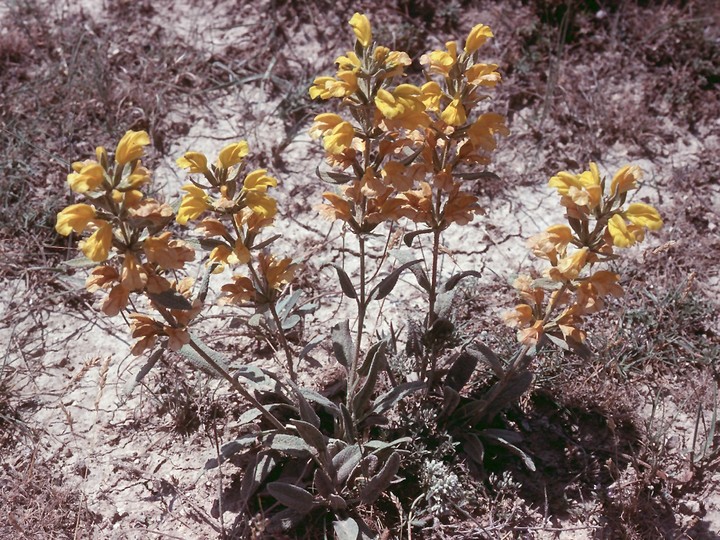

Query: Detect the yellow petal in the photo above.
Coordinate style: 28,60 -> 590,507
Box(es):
607,214 -> 636,247
465,23 -> 493,54
80,221 -> 113,262
55,203 -> 96,236
177,152 -> 209,174
115,130 -> 150,166
625,203 -> 663,230
217,141 -> 249,169
349,12 -> 372,47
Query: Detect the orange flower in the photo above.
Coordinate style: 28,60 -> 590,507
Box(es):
144,232 -> 195,270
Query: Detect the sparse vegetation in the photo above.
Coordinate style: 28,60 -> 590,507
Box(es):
1,1 -> 718,539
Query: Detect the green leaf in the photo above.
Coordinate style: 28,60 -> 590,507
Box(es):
480,429 -> 535,471
444,351 -> 478,392
333,517 -> 360,540
331,320 -> 354,368
292,384 -> 321,428
122,348 -> 163,400
300,388 -> 341,418
443,270 -> 483,292
332,444 -> 362,484
314,468 -> 334,498
468,343 -> 505,378
334,265 -> 358,299
352,342 -> 386,419
290,420 -> 326,454
204,434 -> 257,469
439,385 -> 461,419
267,482 -> 315,513
366,381 -> 425,419
317,165 -> 356,185
462,433 -> 485,466
359,451 -> 401,504
299,335 -> 324,360
262,433 -> 316,457
367,259 -> 422,301
455,170 -> 500,181
239,451 -> 278,507
177,335 -> 230,377
403,228 -> 433,247
147,289 -> 193,310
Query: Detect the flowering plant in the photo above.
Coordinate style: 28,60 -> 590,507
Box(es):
55,12 -> 663,537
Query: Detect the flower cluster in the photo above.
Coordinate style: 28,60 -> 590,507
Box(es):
504,163 -> 663,348
56,132 -> 297,357
175,142 -> 298,307
310,13 -> 508,235
56,131 -> 196,330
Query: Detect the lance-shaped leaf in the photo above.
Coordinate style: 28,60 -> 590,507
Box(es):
352,342 -> 386,419
316,165 -> 356,185
364,381 -> 425,420
443,270 -> 483,292
291,384 -> 321,428
333,517 -> 360,540
462,433 -> 485,467
444,351 -> 478,392
468,343 -> 504,378
331,320 -> 354,369
439,385 -> 461,419
300,388 -> 341,418
334,265 -> 357,299
239,451 -> 278,508
178,334 -> 230,377
205,433 -> 257,469
455,170 -> 500,181
290,420 -> 326,455
473,370 -> 533,424
332,444 -> 362,484
367,259 -> 423,301
262,433 -> 316,457
357,340 -> 387,377
479,429 -> 536,471
147,289 -> 193,310
359,451 -> 401,504
267,507 -> 307,534
267,482 -> 315,514
314,467 -> 335,498
403,228 -> 433,247
299,335 -> 324,361
252,233 -> 281,251
122,348 -> 163,400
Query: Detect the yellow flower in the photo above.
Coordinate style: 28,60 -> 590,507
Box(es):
217,141 -> 249,169
625,203 -> 663,230
309,73 -> 358,100
502,304 -> 534,328
420,82 -> 443,111
441,97 -> 467,126
349,12 -> 372,47
176,184 -> 211,225
80,221 -> 113,262
607,214 -> 642,247
323,121 -> 355,154
177,152 -> 210,174
610,165 -> 642,196
144,232 -> 195,270
126,164 -> 151,188
220,275 -> 256,305
67,161 -> 105,193
528,224 -> 573,264
309,113 -> 344,139
55,203 -> 96,236
121,254 -> 148,291
115,130 -> 150,166
467,112 -> 509,150
465,63 -> 501,87
259,253 -> 298,290
375,84 -> 424,119
243,169 -> 278,192
420,42 -> 457,76
465,23 -> 493,55
548,247 -> 589,281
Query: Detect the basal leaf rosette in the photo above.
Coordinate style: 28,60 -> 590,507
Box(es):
505,163 -> 663,351
56,130 -> 194,319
